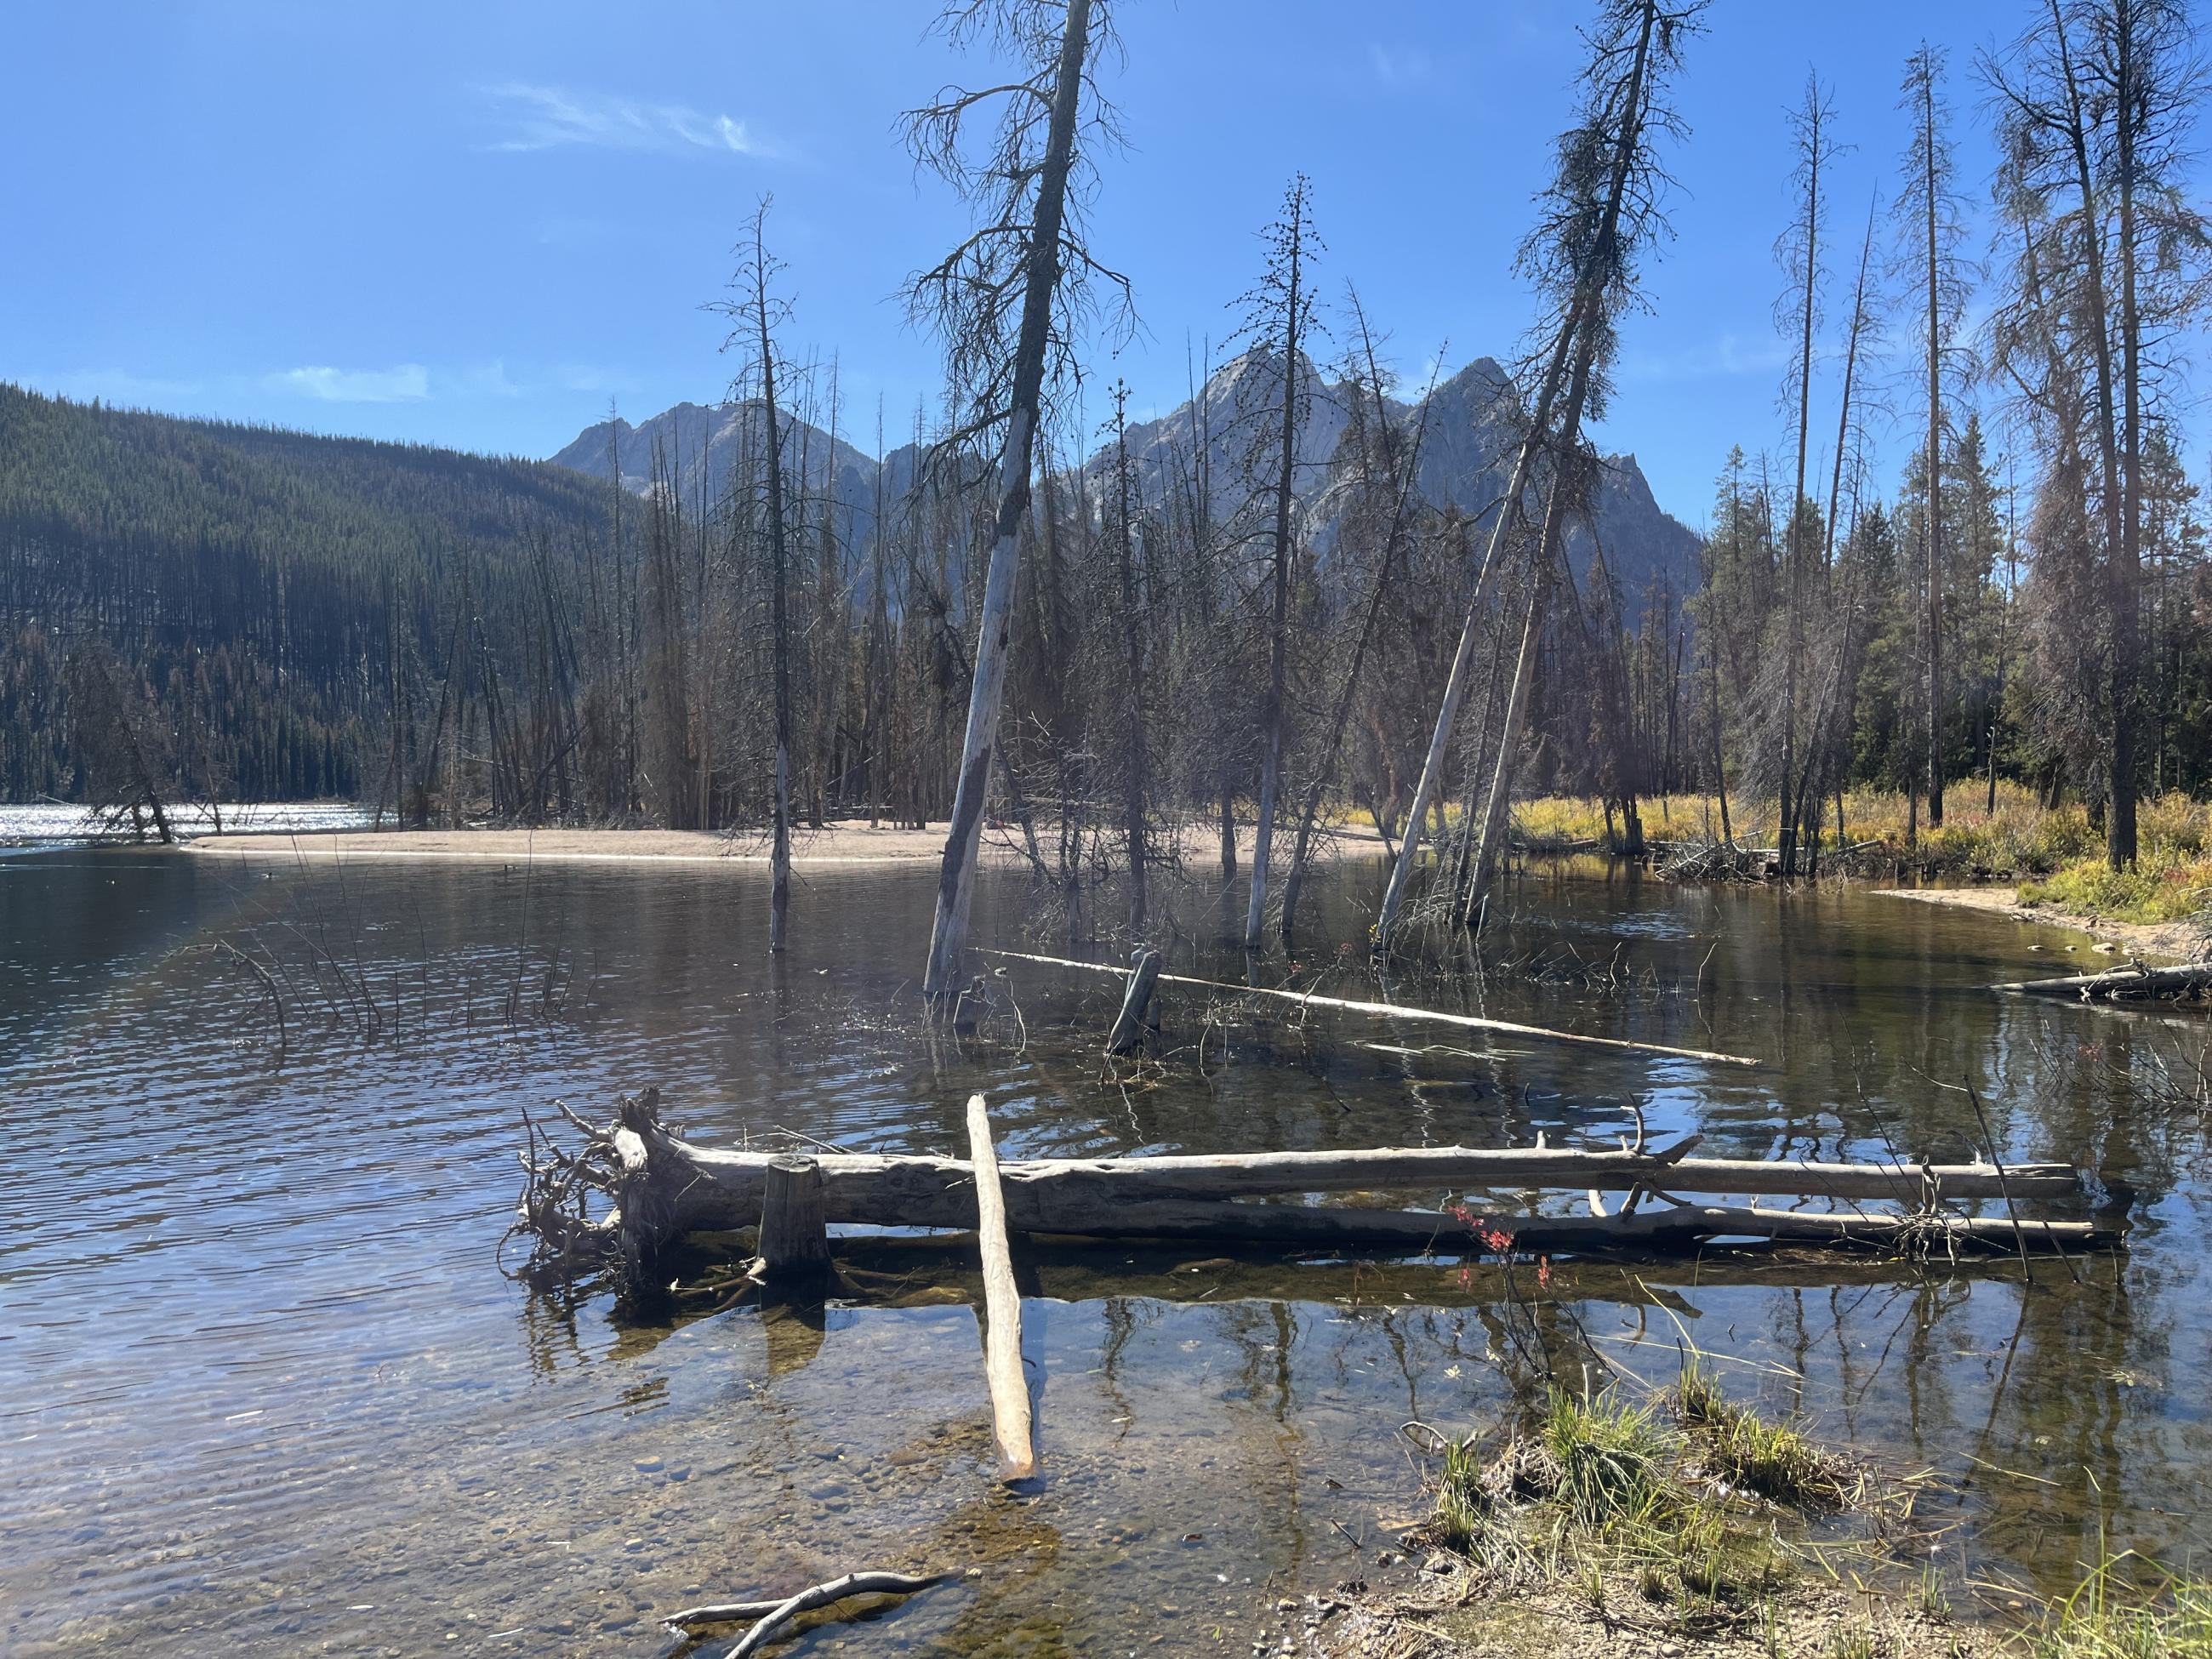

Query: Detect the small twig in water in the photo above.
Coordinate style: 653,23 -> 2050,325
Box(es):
661,1569 -> 949,1656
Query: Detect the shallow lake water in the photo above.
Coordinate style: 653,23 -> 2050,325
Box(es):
2,844 -> 2208,1656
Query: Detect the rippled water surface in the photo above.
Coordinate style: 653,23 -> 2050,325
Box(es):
2,847 -> 2209,1656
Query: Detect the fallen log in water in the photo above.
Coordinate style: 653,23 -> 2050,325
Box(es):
508,1092 -> 2107,1286
996,1199 -> 2109,1252
625,1137 -> 2080,1226
964,1093 -> 1035,1482
978,948 -> 1765,1069
1993,960 -> 2212,1001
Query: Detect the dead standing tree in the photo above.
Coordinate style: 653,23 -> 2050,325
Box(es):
1773,72 -> 1842,876
714,197 -> 801,952
1278,295 -> 1439,940
1375,0 -> 1704,951
1894,44 -> 1973,835
908,0 -> 1128,1006
1104,380 -> 1149,932
1230,174 -> 1321,950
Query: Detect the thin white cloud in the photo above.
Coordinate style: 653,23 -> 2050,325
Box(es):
455,359 -> 522,398
266,364 -> 431,402
481,83 -> 768,157
1620,334 -> 1788,384
1368,44 -> 1436,88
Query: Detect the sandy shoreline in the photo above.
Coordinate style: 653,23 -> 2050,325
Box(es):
1871,883 -> 2207,964
169,819 -> 1394,868
167,828 -> 2206,965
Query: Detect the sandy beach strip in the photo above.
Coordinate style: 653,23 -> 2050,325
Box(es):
1870,883 -> 2205,964
170,819 -> 1394,869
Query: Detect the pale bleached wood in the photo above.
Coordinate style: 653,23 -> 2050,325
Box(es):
662,1570 -> 946,1633
978,947 -> 1765,1068
1993,961 -> 2212,1000
630,1138 -> 2078,1239
533,1091 -> 2102,1276
965,1093 -> 1035,1481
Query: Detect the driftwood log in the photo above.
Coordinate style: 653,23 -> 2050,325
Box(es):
510,1092 -> 2108,1286
964,1094 -> 1035,1481
979,948 -> 1765,1068
1993,960 -> 2212,1001
661,1570 -> 947,1656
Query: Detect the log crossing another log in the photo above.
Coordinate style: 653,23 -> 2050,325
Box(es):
1993,961 -> 2212,1001
510,1092 -> 2113,1290
624,1139 -> 2078,1238
978,948 -> 1764,1069
965,1093 -> 1035,1482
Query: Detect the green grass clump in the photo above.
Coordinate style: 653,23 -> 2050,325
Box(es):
1424,1380 -> 1804,1619
1429,1433 -> 1491,1557
1709,1411 -> 1856,1508
1674,1357 -> 1857,1508
2030,1559 -> 2212,1658
1541,1385 -> 1685,1535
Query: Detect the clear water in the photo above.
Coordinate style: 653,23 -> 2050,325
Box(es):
1,848 -> 2207,1656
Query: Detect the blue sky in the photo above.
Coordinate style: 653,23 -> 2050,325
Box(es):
1,0 -> 2150,527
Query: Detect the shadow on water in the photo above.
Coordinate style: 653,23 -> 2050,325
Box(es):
1,846 -> 2209,1654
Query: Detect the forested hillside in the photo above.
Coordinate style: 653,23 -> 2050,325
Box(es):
0,384 -> 605,808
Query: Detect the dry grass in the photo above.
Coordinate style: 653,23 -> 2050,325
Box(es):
1469,788 -> 2212,921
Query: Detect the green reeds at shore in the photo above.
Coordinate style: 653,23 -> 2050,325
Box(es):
2027,1554 -> 2212,1658
1421,1365 -> 2212,1656
1422,1370 -> 1844,1615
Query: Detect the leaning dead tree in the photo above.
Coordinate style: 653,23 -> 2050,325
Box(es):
1377,0 -> 1706,949
909,0 -> 1128,1005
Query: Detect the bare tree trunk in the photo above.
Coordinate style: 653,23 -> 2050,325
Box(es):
1777,77 -> 1828,878
2044,1 -> 2133,867
1109,385 -> 1149,932
1280,318 -> 1433,938
1375,0 -> 1664,951
2112,0 -> 2143,866
747,209 -> 796,955
922,0 -> 1093,1003
1920,60 -> 1947,832
1467,477 -> 1566,914
1246,180 -> 1311,951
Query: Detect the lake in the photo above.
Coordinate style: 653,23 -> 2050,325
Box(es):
2,846 -> 2206,1656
